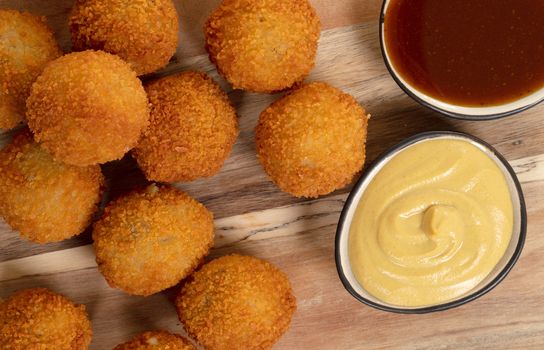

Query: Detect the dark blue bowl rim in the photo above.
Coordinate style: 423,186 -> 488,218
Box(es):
334,131 -> 528,314
378,0 -> 544,121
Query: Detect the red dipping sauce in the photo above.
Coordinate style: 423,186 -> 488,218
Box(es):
384,0 -> 544,107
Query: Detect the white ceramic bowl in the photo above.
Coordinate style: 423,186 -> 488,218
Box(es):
335,131 -> 527,313
380,0 -> 544,120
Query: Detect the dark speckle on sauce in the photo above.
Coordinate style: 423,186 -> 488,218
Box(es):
384,0 -> 544,107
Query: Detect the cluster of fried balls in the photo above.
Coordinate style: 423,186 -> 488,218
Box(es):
0,0 -> 369,349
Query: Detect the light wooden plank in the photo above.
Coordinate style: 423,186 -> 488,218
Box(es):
0,245 -> 95,282
512,154 -> 544,184
3,152 -> 544,282
0,194 -> 345,281
2,184 -> 544,350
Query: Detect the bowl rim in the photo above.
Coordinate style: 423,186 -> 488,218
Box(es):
378,0 -> 544,121
335,131 -> 527,314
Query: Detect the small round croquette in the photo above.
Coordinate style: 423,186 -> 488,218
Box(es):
176,254 -> 296,350
70,0 -> 179,75
133,71 -> 239,183
255,82 -> 369,198
0,10 -> 61,130
205,0 -> 320,93
113,330 -> 196,350
26,50 -> 150,166
0,130 -> 104,243
0,288 -> 92,349
93,184 -> 214,296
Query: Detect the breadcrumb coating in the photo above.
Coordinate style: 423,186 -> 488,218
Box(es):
176,254 -> 296,350
70,0 -> 179,75
0,130 -> 104,243
256,82 -> 369,198
133,71 -> 239,183
0,10 -> 61,130
93,184 -> 214,296
205,0 -> 320,93
26,50 -> 150,166
114,330 -> 196,350
0,288 -> 92,350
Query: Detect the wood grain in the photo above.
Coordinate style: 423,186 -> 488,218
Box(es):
1,0 -> 544,349
2,151 -> 543,280
1,194 -> 345,281
3,22 -> 544,261
3,190 -> 544,350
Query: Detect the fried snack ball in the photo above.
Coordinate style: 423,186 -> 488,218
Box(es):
0,288 -> 92,350
176,254 -> 296,350
114,330 -> 196,350
133,71 -> 239,182
93,184 -> 214,296
70,0 -> 179,75
205,0 -> 320,93
256,82 -> 369,198
0,130 -> 104,243
0,10 -> 61,130
26,50 -> 150,166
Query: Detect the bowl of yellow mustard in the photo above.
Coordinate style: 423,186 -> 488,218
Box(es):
335,131 -> 526,313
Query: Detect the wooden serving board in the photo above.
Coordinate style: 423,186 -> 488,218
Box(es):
1,1 -> 544,349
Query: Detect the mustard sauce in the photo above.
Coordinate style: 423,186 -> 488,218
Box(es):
349,139 -> 513,306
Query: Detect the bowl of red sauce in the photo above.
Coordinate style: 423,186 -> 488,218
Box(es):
380,0 -> 544,120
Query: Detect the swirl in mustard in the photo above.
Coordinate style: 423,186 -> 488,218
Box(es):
349,139 -> 513,306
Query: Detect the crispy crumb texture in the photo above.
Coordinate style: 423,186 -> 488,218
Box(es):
205,0 -> 320,93
113,330 -> 196,350
93,184 -> 214,296
0,129 -> 104,243
176,254 -> 296,350
256,82 -> 369,198
26,50 -> 150,166
0,9 -> 61,130
134,71 -> 239,183
70,0 -> 179,75
0,288 -> 92,350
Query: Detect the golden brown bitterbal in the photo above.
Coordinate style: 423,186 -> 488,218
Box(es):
134,71 -> 239,182
26,50 -> 150,166
205,0 -> 320,93
256,82 -> 369,198
93,184 -> 214,296
0,130 -> 104,243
